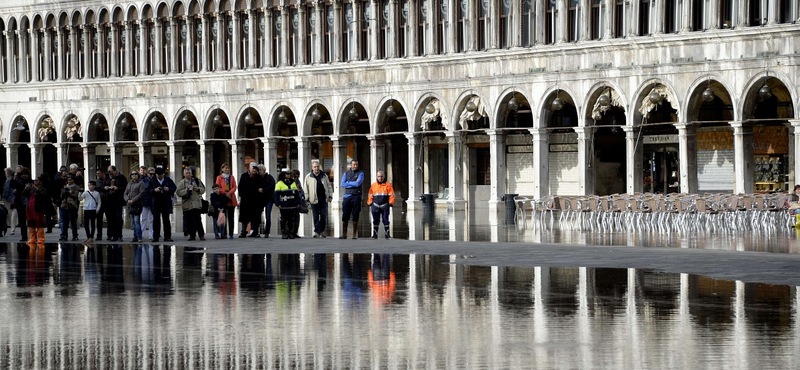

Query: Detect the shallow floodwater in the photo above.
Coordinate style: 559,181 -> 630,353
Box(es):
2,244 -> 799,369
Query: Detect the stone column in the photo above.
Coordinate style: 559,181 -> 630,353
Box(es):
445,131 -> 466,210
185,19 -> 195,72
675,122 -> 698,193
280,6 -> 289,66
82,144 -> 95,184
216,13 -> 226,69
368,134 -> 386,179
405,133 -> 423,210
30,29 -> 39,81
535,0 -> 546,44
110,24 -> 119,77
487,129 -> 506,214
29,144 -> 40,177
19,29 -> 28,81
298,6 -> 308,65
575,126 -> 594,195
682,0 -> 693,32
42,30 -> 52,80
295,137 -> 310,177
333,0 -> 343,62
137,143 -> 153,173
201,16 -> 210,72
767,0 -> 778,25
408,0 -> 418,56
170,18 -> 180,73
6,144 -> 19,170
314,3 -> 324,63
792,120 -> 800,187
154,21 -> 163,74
652,0 -> 664,34
731,121 -> 753,194
82,26 -> 92,79
108,143 -> 122,171
232,12 -> 241,70
265,10 -> 274,67
167,142 -> 183,183
97,25 -> 107,77
387,0 -> 398,58
624,126 -> 643,194
67,26 -> 80,80
708,0 -> 720,29
330,135 -> 348,213
530,128 -> 549,199
0,32 -> 8,82
55,143 -> 67,168
247,10 -> 257,68
261,137 -> 278,175
579,0 -> 590,41
8,30 -> 17,82
56,28 -> 66,80
138,22 -> 147,75
603,0 -> 613,38
124,23 -> 133,76
556,0 -> 567,43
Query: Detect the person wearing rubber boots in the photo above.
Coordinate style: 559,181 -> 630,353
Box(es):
367,171 -> 395,239
275,171 -> 301,239
339,159 -> 364,239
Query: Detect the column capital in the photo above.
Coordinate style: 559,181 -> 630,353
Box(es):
673,122 -> 693,130
260,137 -> 278,145
621,125 -> 639,133
528,128 -> 547,136
293,136 -> 309,144
728,120 -> 744,128
135,142 -> 150,148
788,119 -> 800,127
403,132 -> 417,141
485,129 -> 504,136
227,139 -> 239,146
166,141 -> 184,149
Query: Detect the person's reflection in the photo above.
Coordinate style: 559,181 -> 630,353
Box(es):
135,245 -> 155,287
101,245 -> 125,295
313,254 -> 328,293
84,245 -> 102,295
153,246 -> 172,289
342,254 -> 366,308
211,254 -> 237,296
368,254 -> 396,307
275,254 -> 302,307
240,254 -> 268,294
57,244 -> 82,295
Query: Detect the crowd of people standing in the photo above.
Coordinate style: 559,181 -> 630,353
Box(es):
0,158 -> 397,244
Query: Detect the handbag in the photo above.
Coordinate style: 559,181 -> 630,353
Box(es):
217,211 -> 226,227
127,204 -> 142,215
201,198 -> 211,215
298,201 -> 309,214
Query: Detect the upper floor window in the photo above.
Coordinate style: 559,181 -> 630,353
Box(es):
477,0 -> 490,50
499,0 -> 512,48
437,0 -> 448,54
343,2 -> 354,61
664,0 -> 677,33
568,0 -> 581,42
417,1 -> 427,55
522,0 -> 535,46
545,0 -> 556,44
719,0 -> 734,28
639,0 -> 650,35
290,7 -> 299,66
457,0 -> 469,52
399,0 -> 409,57
615,0 -> 628,37
692,0 -> 705,31
748,0 -> 765,26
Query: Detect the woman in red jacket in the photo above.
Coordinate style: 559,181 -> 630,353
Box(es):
215,163 -> 238,239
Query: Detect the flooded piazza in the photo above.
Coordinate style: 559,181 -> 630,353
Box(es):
2,209 -> 800,369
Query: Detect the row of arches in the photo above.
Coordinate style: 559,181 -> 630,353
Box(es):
6,73 -> 796,144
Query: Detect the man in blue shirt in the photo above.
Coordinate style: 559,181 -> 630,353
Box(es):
339,159 -> 364,239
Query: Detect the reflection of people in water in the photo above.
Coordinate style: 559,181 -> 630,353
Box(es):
342,254 -> 366,308
367,254 -> 396,307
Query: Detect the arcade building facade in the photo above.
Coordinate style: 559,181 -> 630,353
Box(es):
0,0 -> 797,216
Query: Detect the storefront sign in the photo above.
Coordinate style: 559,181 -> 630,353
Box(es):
508,145 -> 533,153
697,130 -> 733,150
753,126 -> 788,154
549,144 -> 578,152
643,134 -> 678,144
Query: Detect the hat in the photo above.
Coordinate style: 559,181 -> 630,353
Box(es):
154,167 -> 166,175
250,162 -> 258,168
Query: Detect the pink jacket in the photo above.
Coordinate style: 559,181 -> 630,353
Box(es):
215,174 -> 238,207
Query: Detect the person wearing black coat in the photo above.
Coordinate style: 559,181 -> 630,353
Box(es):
147,167 -> 177,242
237,163 -> 263,238
10,167 -> 33,242
104,165 -> 128,242
258,164 -> 276,237
94,169 -> 112,241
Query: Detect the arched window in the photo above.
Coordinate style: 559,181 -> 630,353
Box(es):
639,0 -> 650,35
499,0 -> 512,48
664,0 -> 677,33
568,0 -> 581,42
545,0 -> 556,44
343,2 -> 354,61
272,8 -> 281,66
290,7 -> 299,65
359,1 -> 369,60
325,4 -> 334,63
522,0 -> 535,46
305,5 -> 315,63
456,0 -> 468,52
417,1 -> 427,55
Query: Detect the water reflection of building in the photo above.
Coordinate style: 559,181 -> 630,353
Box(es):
1,248 -> 799,368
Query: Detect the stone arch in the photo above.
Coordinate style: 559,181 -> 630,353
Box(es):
631,78 -> 681,126
413,92 -> 449,133
538,85 -> 580,129
373,96 -> 410,134
336,98 -> 370,135
740,71 -> 796,122
301,99 -> 333,136
452,89 -> 491,131
493,87 -> 534,129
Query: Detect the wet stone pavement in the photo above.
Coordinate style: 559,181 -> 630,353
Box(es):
2,208 -> 800,368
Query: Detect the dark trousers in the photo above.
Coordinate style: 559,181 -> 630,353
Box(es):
152,210 -> 172,240
59,208 -> 79,238
311,202 -> 328,234
83,210 -> 97,239
17,208 -> 27,240
96,206 -> 109,238
184,208 -> 204,238
224,205 -> 236,236
341,195 -> 361,222
263,202 -> 273,235
110,205 -> 123,238
370,204 -> 391,226
279,208 -> 296,236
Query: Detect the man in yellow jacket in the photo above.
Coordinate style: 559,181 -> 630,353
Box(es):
367,170 -> 395,239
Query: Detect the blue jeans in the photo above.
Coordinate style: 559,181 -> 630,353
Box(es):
131,214 -> 142,240
311,201 -> 328,234
59,208 -> 78,238
213,210 -> 226,237
264,201 -> 274,235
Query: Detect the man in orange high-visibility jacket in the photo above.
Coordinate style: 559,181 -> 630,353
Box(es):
367,170 -> 395,239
